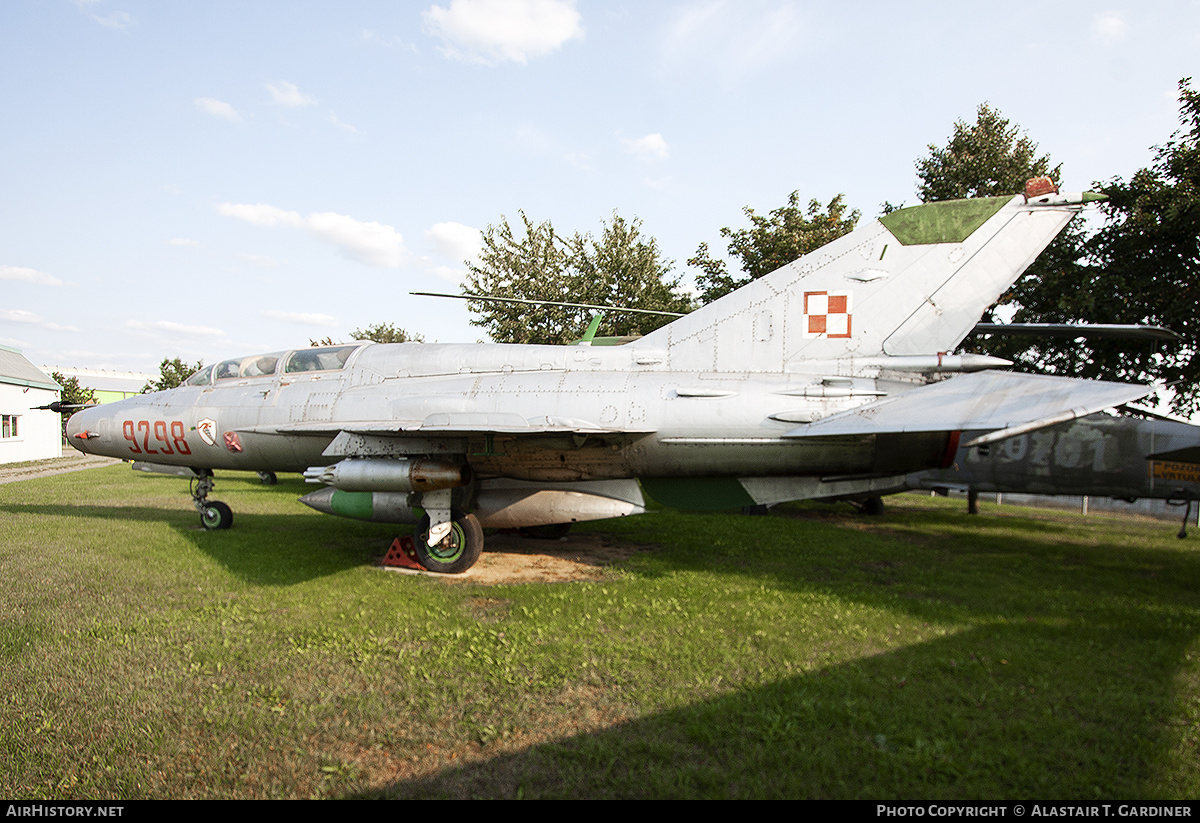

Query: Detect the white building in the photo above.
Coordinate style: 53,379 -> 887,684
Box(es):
0,344 -> 63,463
41,366 -> 152,404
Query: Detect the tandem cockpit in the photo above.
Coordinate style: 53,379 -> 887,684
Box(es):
181,344 -> 363,387
67,344 -> 373,533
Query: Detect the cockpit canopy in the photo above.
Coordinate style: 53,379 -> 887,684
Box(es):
283,345 -> 359,374
182,345 -> 362,387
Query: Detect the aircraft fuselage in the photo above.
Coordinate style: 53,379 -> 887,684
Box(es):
67,341 -> 950,482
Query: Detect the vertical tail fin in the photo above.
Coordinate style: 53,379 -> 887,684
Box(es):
633,188 -> 1096,372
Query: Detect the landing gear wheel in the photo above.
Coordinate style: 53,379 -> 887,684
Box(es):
201,501 -> 233,530
861,497 -> 885,516
258,471 -> 277,486
415,513 -> 483,574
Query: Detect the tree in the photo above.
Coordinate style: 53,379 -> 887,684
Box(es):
310,324 -> 423,347
143,358 -> 203,393
916,103 -> 1061,201
1074,78 -> 1200,414
917,88 -> 1200,415
50,371 -> 95,435
52,372 -> 94,407
349,323 -> 423,343
463,211 -> 693,344
914,103 -> 1090,374
689,193 -> 860,304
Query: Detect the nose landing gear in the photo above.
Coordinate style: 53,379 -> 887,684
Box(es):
191,469 -> 233,530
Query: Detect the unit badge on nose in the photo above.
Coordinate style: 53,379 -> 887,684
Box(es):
197,417 -> 217,446
803,290 -> 852,339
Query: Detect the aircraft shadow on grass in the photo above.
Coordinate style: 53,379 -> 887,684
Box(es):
0,474 -> 396,585
347,506 -> 1200,799
6,468 -> 1198,796
361,625 -> 1191,799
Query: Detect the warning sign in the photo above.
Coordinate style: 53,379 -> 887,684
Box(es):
1149,461 -> 1200,483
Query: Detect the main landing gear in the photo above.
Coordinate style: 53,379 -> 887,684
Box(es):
191,469 -> 233,530
414,512 -> 483,574
408,488 -> 483,574
858,497 -> 886,516
1177,499 -> 1193,540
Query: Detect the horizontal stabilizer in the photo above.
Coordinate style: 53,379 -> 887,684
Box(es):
973,323 -> 1181,342
1147,446 -> 1200,464
783,372 -> 1150,440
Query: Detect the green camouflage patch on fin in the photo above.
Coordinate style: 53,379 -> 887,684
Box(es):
880,196 -> 1011,245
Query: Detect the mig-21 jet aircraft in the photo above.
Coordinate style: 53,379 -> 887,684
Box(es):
65,178 -> 1148,573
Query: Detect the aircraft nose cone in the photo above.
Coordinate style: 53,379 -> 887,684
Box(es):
65,405 -> 105,454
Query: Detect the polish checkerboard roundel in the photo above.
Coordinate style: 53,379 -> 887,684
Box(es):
803,290 -> 852,338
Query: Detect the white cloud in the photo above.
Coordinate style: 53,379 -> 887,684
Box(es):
426,222 -> 483,263
217,202 -> 301,227
0,265 -> 63,287
217,203 -> 407,268
262,310 -> 339,327
75,1 -> 132,29
423,0 -> 584,65
126,320 -> 225,338
620,132 -> 670,161
1092,11 -> 1128,44
93,10 -> 131,29
167,238 -> 200,247
195,97 -> 241,121
664,2 -> 723,47
661,2 -> 805,84
239,254 -> 280,268
306,212 -> 406,268
361,29 -> 419,51
267,80 -> 316,107
424,263 -> 471,283
329,112 -> 362,135
0,310 -> 78,333
563,151 -> 593,171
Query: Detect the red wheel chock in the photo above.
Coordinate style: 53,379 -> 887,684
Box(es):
382,535 -> 426,571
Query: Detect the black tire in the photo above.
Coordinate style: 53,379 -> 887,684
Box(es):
861,497 -> 885,516
415,513 -> 484,574
201,501 -> 233,530
258,471 -> 278,486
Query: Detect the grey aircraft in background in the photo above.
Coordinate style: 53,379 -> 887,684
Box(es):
65,178 -> 1147,573
890,411 -> 1200,536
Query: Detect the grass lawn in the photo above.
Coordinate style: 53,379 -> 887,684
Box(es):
2,464 -> 1199,799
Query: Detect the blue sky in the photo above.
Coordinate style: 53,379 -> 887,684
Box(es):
2,0 -> 1198,374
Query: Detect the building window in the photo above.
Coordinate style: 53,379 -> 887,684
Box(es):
1,414 -> 18,438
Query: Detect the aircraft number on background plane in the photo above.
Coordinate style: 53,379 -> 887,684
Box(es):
122,420 -> 192,456
966,430 -> 1110,473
